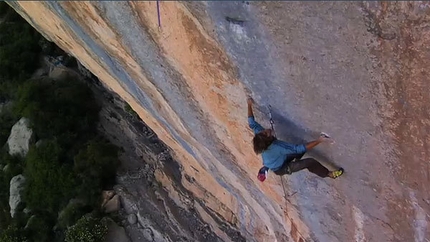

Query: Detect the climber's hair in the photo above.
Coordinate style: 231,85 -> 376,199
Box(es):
252,132 -> 275,154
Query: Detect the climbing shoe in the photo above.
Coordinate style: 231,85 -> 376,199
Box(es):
330,168 -> 344,179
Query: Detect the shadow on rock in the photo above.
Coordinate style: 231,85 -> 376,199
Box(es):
270,109 -> 340,170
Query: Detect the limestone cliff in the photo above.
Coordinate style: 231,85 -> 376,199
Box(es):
9,2 -> 430,241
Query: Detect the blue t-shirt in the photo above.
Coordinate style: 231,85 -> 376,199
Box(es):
248,116 -> 306,171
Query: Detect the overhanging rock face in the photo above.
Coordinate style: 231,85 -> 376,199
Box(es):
10,2 -> 430,241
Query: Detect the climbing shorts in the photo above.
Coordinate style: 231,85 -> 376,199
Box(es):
273,153 -> 305,176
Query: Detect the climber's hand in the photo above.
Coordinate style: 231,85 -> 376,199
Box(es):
317,132 -> 334,144
247,97 -> 254,117
317,136 -> 329,142
247,97 -> 254,106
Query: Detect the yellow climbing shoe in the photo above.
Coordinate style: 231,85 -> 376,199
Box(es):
330,168 -> 344,179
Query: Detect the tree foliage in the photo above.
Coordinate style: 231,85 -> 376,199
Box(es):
23,140 -> 76,214
0,224 -> 29,242
0,2 -> 9,16
74,137 -> 119,205
25,213 -> 55,242
0,108 -> 19,146
0,4 -> 121,241
0,11 -> 41,82
65,215 -> 108,242
14,78 -> 100,150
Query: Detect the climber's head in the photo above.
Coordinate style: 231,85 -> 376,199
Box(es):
252,129 -> 275,154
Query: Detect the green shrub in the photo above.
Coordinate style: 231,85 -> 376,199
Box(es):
23,140 -> 76,213
57,200 -> 91,230
14,78 -> 100,150
0,200 -> 11,231
25,213 -> 56,242
0,19 -> 41,81
74,137 -> 119,205
0,6 -> 122,239
0,224 -> 29,242
0,3 -> 41,101
0,151 -> 22,176
0,2 -> 11,17
0,108 -> 19,146
65,215 -> 108,242
124,103 -> 138,118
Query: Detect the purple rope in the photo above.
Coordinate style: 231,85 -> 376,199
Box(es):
156,0 -> 161,28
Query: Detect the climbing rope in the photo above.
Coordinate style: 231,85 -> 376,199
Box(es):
267,105 -> 289,201
268,105 -> 275,134
268,105 -> 308,241
156,0 -> 161,28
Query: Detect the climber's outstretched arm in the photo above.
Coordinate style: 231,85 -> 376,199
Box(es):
247,98 -> 264,134
305,136 -> 329,150
247,98 -> 254,117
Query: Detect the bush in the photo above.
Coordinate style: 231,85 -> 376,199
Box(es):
0,19 -> 41,81
0,200 -> 11,231
74,137 -> 119,205
23,140 -> 76,214
0,224 -> 29,242
25,213 -> 56,242
124,103 -> 138,118
0,2 -> 10,17
65,215 -> 108,242
57,200 -> 92,230
0,151 -> 22,176
0,107 -> 19,146
0,6 -> 122,239
14,78 -> 100,151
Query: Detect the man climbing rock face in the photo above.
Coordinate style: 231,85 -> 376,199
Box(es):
247,98 -> 344,180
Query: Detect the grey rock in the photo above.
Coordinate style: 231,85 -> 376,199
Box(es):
77,60 -> 93,79
24,215 -> 36,230
32,68 -> 48,78
127,214 -> 137,225
101,190 -> 116,208
7,118 -> 33,157
104,218 -> 131,242
9,174 -> 25,218
0,101 -> 12,114
35,140 -> 45,147
104,194 -> 120,213
48,66 -> 77,81
142,228 -> 154,242
23,207 -> 31,214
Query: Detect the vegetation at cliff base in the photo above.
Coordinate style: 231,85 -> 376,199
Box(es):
0,3 -> 119,242
65,216 -> 108,242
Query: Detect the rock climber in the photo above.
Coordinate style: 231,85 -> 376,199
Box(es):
246,98 -> 344,181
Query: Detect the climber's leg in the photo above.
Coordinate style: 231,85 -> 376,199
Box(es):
273,158 -> 294,176
273,152 -> 306,176
288,158 -> 330,178
273,164 -> 291,176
